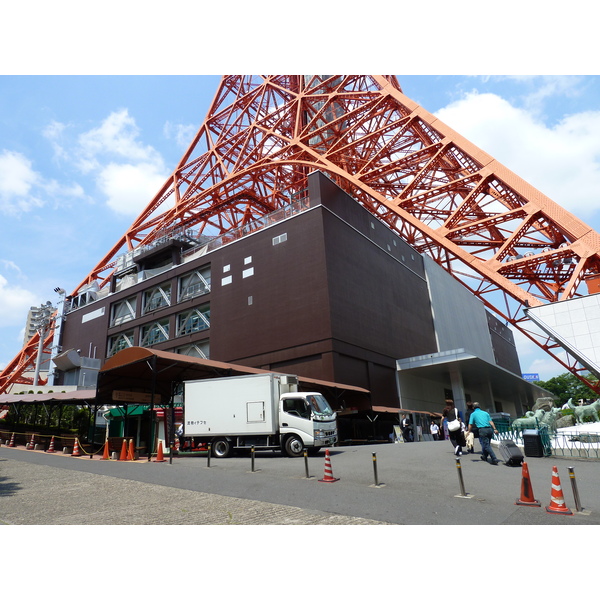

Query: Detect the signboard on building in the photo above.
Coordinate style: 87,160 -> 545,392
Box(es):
522,373 -> 540,381
112,390 -> 161,403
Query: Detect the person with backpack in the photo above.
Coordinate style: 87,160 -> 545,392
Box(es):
442,399 -> 465,456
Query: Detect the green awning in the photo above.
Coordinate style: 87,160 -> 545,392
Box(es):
108,405 -> 148,418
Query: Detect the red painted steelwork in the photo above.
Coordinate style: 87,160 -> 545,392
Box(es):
3,75 -> 600,393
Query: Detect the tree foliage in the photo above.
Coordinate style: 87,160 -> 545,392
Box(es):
537,372 -> 600,405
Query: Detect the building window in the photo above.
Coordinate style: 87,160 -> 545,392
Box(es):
177,304 -> 210,336
178,267 -> 211,302
140,319 -> 170,347
272,233 -> 287,245
108,330 -> 135,356
110,296 -> 137,326
176,341 -> 210,359
142,283 -> 171,314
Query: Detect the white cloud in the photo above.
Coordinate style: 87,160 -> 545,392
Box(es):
74,109 -> 169,216
97,162 -> 168,216
435,91 -> 600,220
164,120 -> 197,148
78,109 -> 163,166
42,120 -> 69,162
0,273 -> 39,329
0,148 -> 87,216
0,150 -> 44,215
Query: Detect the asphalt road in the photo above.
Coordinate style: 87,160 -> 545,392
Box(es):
1,439 -> 599,525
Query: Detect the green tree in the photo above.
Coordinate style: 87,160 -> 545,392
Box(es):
537,372 -> 600,405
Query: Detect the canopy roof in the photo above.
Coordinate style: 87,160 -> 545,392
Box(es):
96,347 -> 370,407
0,389 -> 96,405
1,348 -> 370,410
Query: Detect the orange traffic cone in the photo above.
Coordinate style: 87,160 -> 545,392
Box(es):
127,439 -> 135,461
8,433 -> 15,447
515,462 -> 541,506
153,440 -> 167,462
27,434 -> 35,449
101,440 -> 110,460
46,436 -> 56,453
118,438 -> 128,461
71,438 -> 82,457
318,449 -> 339,482
546,466 -> 573,515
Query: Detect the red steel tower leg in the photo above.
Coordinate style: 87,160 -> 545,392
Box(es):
3,75 -> 600,393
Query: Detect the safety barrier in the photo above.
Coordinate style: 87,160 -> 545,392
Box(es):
495,426 -> 600,460
0,430 -> 149,460
1,429 -> 80,453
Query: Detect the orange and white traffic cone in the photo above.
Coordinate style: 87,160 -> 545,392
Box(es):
118,438 -> 128,461
27,434 -> 35,449
153,440 -> 167,462
71,438 -> 82,457
318,449 -> 339,482
46,436 -> 56,453
127,439 -> 135,461
546,465 -> 572,515
100,440 -> 110,460
8,433 -> 15,447
515,462 -> 541,507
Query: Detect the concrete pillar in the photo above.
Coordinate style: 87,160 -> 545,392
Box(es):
449,368 -> 467,417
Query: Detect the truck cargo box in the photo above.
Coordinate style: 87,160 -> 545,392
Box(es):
184,374 -> 282,437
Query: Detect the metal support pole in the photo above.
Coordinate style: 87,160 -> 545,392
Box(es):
303,450 -> 310,478
207,444 -> 211,468
568,467 -> 583,512
372,452 -> 379,487
455,458 -> 470,497
251,446 -> 255,472
33,326 -> 46,386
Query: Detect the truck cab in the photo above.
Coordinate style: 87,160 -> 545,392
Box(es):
279,392 -> 337,456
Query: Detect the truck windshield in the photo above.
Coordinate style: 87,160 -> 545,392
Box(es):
307,394 -> 334,417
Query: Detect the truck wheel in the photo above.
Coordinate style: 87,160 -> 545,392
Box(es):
283,435 -> 304,457
212,438 -> 233,458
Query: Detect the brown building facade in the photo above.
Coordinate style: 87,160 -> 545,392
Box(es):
56,172 -> 528,434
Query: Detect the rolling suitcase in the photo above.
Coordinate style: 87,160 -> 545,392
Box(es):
499,439 -> 524,466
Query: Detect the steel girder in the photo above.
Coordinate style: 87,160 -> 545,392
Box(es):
3,75 -> 600,394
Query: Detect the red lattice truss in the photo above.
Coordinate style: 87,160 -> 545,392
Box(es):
3,75 -> 600,393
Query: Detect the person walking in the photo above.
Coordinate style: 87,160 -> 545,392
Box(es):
464,400 -> 476,453
401,414 -> 413,442
467,402 -> 500,465
442,399 -> 465,456
430,421 -> 440,441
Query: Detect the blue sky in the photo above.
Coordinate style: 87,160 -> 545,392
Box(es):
3,74 -> 600,382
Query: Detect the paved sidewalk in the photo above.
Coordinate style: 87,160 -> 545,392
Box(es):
0,455 -> 386,525
3,440 -> 599,526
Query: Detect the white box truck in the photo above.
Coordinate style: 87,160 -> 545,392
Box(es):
183,373 -> 338,457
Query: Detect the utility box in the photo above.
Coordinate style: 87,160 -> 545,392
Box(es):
522,429 -> 544,458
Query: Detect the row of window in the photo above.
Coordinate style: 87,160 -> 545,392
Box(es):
108,305 -> 210,356
110,267 -> 211,326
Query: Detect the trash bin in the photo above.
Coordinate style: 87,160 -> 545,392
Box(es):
522,429 -> 544,458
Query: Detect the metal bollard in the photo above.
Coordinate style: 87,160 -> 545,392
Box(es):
568,466 -> 583,512
454,458 -> 472,498
372,453 -> 379,487
303,450 -> 310,478
207,444 -> 211,468
251,446 -> 255,472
